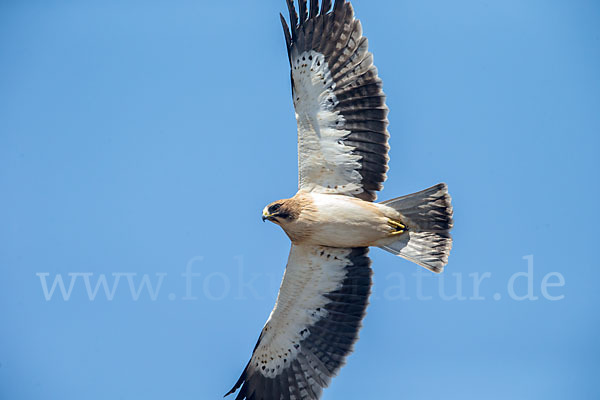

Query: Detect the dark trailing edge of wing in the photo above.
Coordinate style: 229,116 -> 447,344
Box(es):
225,247 -> 372,400
280,0 -> 390,202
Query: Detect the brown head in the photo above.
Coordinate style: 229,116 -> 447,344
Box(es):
261,193 -> 316,243
261,198 -> 301,225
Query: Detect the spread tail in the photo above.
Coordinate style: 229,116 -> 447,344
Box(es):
379,183 -> 453,273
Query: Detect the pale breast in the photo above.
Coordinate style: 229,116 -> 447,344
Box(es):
294,193 -> 391,247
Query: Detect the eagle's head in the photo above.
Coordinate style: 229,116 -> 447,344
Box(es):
261,199 -> 298,225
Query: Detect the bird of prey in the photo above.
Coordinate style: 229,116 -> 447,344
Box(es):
226,1 -> 453,399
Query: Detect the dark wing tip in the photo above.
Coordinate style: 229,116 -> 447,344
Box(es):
285,0 -> 298,39
283,0 -> 340,45
333,0 -> 345,12
320,0 -> 332,15
280,12 -> 292,56
224,372 -> 244,397
299,0 -> 308,23
310,0 -> 319,18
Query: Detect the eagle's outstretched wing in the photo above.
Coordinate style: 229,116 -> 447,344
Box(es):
225,245 -> 372,399
282,0 -> 390,202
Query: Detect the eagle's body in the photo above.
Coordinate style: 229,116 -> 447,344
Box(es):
266,191 -> 399,248
226,1 -> 453,399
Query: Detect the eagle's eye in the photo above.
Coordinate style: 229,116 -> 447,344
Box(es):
269,203 -> 281,214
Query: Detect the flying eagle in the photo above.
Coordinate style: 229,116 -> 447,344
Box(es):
226,1 -> 453,399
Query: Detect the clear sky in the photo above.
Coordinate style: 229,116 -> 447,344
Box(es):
1,0 -> 599,399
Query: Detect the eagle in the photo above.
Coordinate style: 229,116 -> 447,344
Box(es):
226,1 -> 453,399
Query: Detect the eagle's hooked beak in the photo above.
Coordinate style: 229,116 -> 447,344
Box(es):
262,208 -> 273,222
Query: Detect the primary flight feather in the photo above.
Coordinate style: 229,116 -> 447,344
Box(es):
226,1 -> 453,399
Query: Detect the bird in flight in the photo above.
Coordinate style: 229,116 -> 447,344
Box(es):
226,1 -> 453,399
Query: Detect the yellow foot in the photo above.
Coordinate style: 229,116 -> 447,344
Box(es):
387,219 -> 407,235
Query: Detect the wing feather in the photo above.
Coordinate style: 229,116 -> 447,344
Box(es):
320,0 -> 332,16
309,0 -> 319,18
226,245 -> 372,399
280,14 -> 292,61
282,0 -> 390,201
298,0 -> 308,24
285,0 -> 298,40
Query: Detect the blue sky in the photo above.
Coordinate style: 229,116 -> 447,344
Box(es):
1,0 -> 599,399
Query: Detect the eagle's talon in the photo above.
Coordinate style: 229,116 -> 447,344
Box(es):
387,219 -> 407,234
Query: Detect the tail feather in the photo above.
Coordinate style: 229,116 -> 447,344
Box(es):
380,183 -> 453,273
